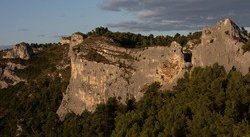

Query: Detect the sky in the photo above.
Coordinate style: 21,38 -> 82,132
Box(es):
0,0 -> 250,46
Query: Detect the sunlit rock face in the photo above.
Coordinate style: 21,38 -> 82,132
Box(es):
57,35 -> 185,120
57,18 -> 250,121
192,18 -> 250,74
59,37 -> 71,45
3,42 -> 33,60
0,42 -> 32,88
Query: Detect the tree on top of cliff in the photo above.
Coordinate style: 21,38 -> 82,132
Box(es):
87,27 -> 201,48
88,27 -> 110,36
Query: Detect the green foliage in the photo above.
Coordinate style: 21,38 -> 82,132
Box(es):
0,50 -> 4,58
112,64 -> 250,137
187,31 -> 202,40
61,98 -> 125,137
89,27 -> 110,36
15,43 -> 70,81
242,39 -> 250,53
84,50 -> 110,63
0,43 -> 70,136
0,76 -> 67,137
241,27 -> 248,37
88,27 -> 201,48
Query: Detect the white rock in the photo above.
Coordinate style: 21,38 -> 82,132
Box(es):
3,42 -> 33,60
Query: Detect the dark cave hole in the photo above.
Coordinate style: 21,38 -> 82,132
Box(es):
184,53 -> 192,62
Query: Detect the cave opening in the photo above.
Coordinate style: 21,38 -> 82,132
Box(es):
184,53 -> 192,62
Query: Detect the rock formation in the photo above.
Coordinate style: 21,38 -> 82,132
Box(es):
57,35 -> 185,120
0,62 -> 26,89
3,42 -> 33,60
59,37 -> 71,45
192,18 -> 250,74
57,18 -> 250,120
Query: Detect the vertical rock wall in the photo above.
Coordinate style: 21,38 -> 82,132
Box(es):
57,35 -> 185,120
192,19 -> 250,74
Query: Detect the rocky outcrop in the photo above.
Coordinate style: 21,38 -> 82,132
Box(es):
0,62 -> 26,89
57,36 -> 185,120
59,37 -> 71,45
3,42 -> 33,60
70,32 -> 87,46
192,18 -> 250,74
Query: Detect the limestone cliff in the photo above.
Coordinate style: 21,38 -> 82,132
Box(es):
57,35 -> 185,120
57,18 -> 250,120
3,42 -> 33,60
192,19 -> 250,74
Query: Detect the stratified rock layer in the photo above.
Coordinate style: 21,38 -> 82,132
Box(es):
57,36 -> 185,120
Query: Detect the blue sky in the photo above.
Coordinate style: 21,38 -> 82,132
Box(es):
0,0 -> 250,46
0,0 -> 133,46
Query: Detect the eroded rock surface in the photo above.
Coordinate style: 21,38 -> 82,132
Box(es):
3,42 -> 33,60
59,37 -> 71,45
0,62 -> 26,89
192,18 -> 250,74
57,35 -> 185,120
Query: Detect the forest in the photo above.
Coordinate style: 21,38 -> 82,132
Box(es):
0,60 -> 249,136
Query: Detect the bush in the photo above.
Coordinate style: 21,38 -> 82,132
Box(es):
242,39 -> 250,53
88,27 -> 202,48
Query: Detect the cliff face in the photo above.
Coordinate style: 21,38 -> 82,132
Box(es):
57,35 -> 185,120
57,18 -> 250,120
3,42 -> 33,60
192,19 -> 250,74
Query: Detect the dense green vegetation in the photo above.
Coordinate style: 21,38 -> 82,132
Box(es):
112,64 -> 250,137
240,27 -> 250,52
88,27 -> 202,48
83,50 -> 110,64
0,44 -> 71,136
1,50 -> 249,137
242,39 -> 250,53
15,43 -> 70,81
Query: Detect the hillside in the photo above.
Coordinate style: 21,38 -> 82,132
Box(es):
0,19 -> 249,136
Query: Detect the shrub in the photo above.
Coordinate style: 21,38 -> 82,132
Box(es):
242,39 -> 250,53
